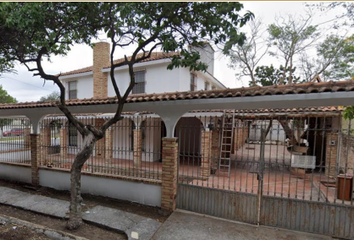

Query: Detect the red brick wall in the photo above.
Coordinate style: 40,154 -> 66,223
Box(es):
161,137 -> 178,211
201,130 -> 212,178
93,42 -> 110,98
30,134 -> 41,186
326,132 -> 338,178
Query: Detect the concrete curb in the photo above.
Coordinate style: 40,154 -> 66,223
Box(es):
0,214 -> 89,240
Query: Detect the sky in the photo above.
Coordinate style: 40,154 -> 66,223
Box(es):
0,1 -> 347,103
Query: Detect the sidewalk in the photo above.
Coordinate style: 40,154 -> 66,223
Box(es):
0,186 -> 161,240
0,185 -> 333,240
151,210 -> 332,240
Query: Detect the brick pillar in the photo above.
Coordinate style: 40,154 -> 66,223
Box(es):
30,134 -> 41,186
40,127 -> 51,152
93,42 -> 110,98
24,128 -> 31,148
326,132 -> 338,178
59,127 -> 68,158
161,138 -> 178,211
211,129 -> 220,172
201,130 -> 212,179
105,128 -> 113,162
133,129 -> 142,169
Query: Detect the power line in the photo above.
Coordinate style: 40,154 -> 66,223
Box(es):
0,76 -> 55,92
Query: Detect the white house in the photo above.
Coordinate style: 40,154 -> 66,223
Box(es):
59,42 -> 225,100
52,42 -> 226,163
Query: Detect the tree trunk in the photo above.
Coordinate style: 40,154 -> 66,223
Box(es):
264,119 -> 273,138
278,119 -> 298,146
66,132 -> 97,230
289,60 -> 293,84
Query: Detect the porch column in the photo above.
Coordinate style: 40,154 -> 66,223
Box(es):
201,129 -> 212,179
161,137 -> 178,212
211,128 -> 220,173
105,128 -> 113,162
40,126 -> 51,165
41,126 -> 51,149
59,127 -> 68,158
326,132 -> 338,178
24,128 -> 31,148
133,128 -> 142,169
30,134 -> 41,186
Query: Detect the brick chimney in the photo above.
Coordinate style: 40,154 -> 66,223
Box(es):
93,42 -> 110,98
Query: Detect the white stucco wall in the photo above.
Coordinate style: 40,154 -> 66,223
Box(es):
39,169 -> 161,207
107,63 -> 182,96
0,164 -> 31,184
63,76 -> 94,100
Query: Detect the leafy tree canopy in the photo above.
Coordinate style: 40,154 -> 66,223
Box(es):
0,85 -> 16,103
39,91 -> 60,102
254,65 -> 301,86
0,85 -> 17,132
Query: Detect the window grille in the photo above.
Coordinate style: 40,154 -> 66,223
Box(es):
190,73 -> 196,91
132,71 -> 146,94
205,81 -> 210,90
68,81 -> 77,99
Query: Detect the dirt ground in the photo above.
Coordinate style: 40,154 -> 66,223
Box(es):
0,205 -> 126,240
0,179 -> 169,240
0,220 -> 52,240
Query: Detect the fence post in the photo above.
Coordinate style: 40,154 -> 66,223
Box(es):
133,128 -> 142,170
257,129 -> 265,226
161,137 -> 178,212
201,129 -> 212,179
59,126 -> 68,158
105,128 -> 113,162
30,134 -> 41,186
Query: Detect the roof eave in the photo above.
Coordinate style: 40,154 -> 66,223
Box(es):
59,71 -> 93,80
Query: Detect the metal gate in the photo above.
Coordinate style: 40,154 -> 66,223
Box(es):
176,109 -> 354,239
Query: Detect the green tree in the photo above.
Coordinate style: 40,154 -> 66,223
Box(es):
0,85 -> 17,137
0,2 -> 253,229
39,91 -> 60,102
268,15 -> 319,84
254,65 -> 300,86
300,35 -> 354,81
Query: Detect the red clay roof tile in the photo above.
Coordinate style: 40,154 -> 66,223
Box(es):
0,80 -> 353,110
59,52 -> 179,77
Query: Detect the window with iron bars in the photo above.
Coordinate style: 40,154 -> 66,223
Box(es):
190,73 -> 196,91
68,123 -> 78,146
68,81 -> 77,99
204,81 -> 210,90
132,71 -> 146,94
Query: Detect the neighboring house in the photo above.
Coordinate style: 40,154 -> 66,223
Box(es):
58,42 -> 225,100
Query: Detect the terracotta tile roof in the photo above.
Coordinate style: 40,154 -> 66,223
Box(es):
1,80 -> 353,110
59,52 -> 179,77
190,106 -> 343,115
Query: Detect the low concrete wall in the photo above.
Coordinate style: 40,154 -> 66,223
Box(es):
0,163 -> 31,184
38,169 -> 161,207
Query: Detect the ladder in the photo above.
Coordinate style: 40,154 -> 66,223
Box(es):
218,110 -> 235,177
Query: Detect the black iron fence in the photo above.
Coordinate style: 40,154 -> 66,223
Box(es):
39,114 -> 164,181
0,117 -> 31,165
177,109 -> 354,206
